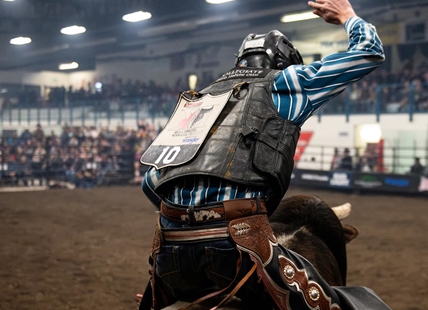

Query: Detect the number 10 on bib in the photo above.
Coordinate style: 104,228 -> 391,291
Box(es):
140,90 -> 232,169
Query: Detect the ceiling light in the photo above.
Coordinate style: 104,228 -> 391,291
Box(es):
3,0 -> 16,2
122,11 -> 152,22
10,37 -> 32,45
60,25 -> 86,35
59,62 -> 79,70
206,0 -> 234,3
281,11 -> 318,23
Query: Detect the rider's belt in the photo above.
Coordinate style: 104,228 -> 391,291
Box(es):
163,227 -> 230,242
160,198 -> 267,224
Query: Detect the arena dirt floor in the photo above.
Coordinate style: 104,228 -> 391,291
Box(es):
0,185 -> 427,310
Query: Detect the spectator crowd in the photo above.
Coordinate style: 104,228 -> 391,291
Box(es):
1,61 -> 428,116
315,60 -> 428,114
0,122 -> 159,188
1,123 -> 426,189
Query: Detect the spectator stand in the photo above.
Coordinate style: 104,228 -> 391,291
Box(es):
0,121 -> 159,190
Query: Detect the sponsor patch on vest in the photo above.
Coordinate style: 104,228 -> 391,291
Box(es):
140,90 -> 232,169
216,68 -> 270,82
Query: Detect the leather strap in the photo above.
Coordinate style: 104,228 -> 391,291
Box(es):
160,198 -> 267,223
163,226 -> 229,242
211,258 -> 257,310
177,250 -> 245,310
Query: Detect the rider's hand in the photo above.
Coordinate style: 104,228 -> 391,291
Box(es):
307,0 -> 357,25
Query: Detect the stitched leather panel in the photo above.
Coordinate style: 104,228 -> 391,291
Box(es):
279,256 -> 341,310
228,214 -> 277,264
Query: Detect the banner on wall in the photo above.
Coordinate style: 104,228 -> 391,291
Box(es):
294,131 -> 313,162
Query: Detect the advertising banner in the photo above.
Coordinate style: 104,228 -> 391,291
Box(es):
329,171 -> 352,188
291,169 -> 426,195
354,173 -> 420,193
291,169 -> 330,188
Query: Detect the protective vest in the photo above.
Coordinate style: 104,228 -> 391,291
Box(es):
154,67 -> 301,207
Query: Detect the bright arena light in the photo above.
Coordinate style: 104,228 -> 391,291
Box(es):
206,0 -> 235,3
359,124 -> 382,143
59,62 -> 79,70
60,25 -> 86,35
10,37 -> 32,45
122,11 -> 152,22
281,11 -> 318,23
188,74 -> 198,90
94,82 -> 103,92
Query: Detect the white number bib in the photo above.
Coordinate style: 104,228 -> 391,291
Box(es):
140,90 -> 232,169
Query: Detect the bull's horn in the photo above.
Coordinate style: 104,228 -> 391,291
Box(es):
332,203 -> 352,220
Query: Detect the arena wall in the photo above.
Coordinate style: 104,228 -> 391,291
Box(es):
297,114 -> 428,172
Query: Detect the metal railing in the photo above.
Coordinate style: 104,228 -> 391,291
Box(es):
1,82 -> 427,127
296,145 -> 428,175
1,137 -> 427,188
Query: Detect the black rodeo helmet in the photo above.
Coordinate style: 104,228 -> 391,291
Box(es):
235,30 -> 303,70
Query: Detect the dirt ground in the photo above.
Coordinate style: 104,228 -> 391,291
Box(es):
0,185 -> 427,310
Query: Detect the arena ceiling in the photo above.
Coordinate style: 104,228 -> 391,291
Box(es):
0,0 -> 426,72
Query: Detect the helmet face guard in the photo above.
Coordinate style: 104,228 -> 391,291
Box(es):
235,30 -> 303,70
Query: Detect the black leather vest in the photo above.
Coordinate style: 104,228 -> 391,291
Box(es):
154,67 -> 301,206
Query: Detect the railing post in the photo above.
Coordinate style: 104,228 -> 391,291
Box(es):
345,87 -> 350,122
375,85 -> 381,122
107,100 -> 111,127
392,147 -> 396,174
69,100 -> 73,126
18,106 -> 21,126
82,100 -> 85,127
321,146 -> 324,170
94,100 -> 98,125
121,99 -> 125,126
48,104 -> 51,125
58,104 -> 62,125
136,98 -> 140,125
408,82 -> 414,122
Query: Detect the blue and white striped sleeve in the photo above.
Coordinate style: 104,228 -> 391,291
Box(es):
272,16 -> 385,126
141,166 -> 162,210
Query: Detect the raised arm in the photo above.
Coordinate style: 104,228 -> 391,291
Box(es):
272,0 -> 385,126
308,0 -> 356,25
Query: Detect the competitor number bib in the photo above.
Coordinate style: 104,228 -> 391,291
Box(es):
140,90 -> 232,169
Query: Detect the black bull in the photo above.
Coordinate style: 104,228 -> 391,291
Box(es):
269,194 -> 358,287
149,194 -> 359,310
